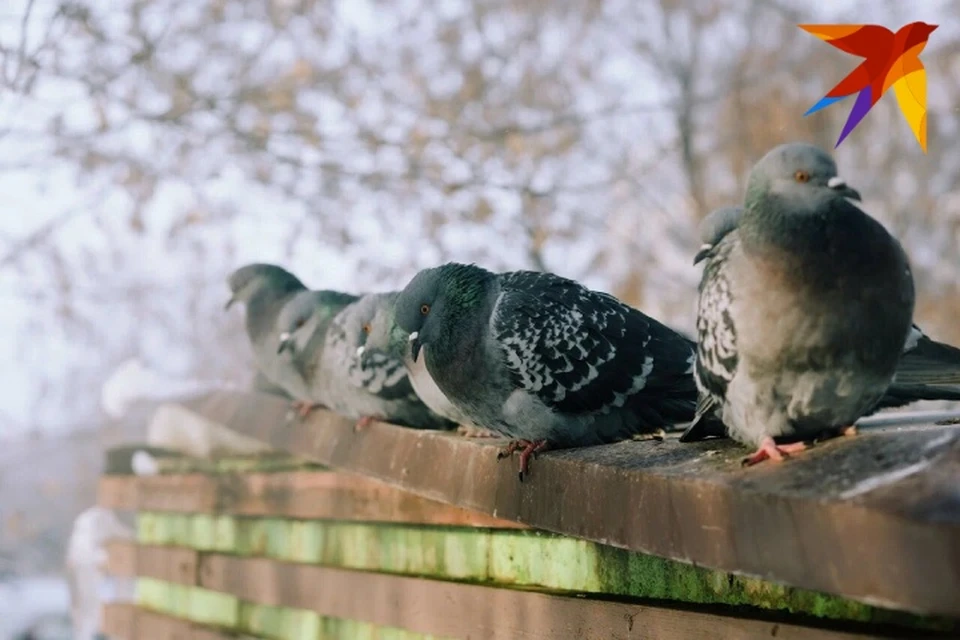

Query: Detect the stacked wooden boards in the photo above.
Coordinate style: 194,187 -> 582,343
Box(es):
99,392 -> 960,639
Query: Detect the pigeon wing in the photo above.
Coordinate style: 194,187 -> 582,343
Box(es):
492,271 -> 697,417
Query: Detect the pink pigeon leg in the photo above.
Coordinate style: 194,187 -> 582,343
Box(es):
742,437 -> 807,467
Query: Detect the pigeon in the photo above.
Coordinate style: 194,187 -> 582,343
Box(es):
694,206 -> 743,265
689,143 -> 917,465
682,206 -> 960,444
358,290 -> 493,436
226,263 -> 356,417
278,291 -> 455,431
393,263 -> 700,479
250,370 -> 293,399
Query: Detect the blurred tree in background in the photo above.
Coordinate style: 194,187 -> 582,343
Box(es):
1,0 -> 958,431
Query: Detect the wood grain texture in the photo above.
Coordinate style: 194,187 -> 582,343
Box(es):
106,540 -> 198,585
170,390 -> 960,618
101,603 -> 254,640
98,469 -> 526,529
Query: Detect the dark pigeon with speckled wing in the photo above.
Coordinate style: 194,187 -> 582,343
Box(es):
394,263 -> 699,477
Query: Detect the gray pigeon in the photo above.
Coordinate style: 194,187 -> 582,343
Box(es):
358,291 -> 492,436
226,264 -> 357,416
394,263 -> 700,479
250,370 -> 293,399
682,206 -> 960,444
226,264 -> 308,404
694,206 -> 743,265
278,291 -> 455,431
690,143 -> 916,465
273,288 -> 360,410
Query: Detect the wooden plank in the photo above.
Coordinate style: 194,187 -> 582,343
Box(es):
98,469 -> 525,529
176,390 -> 960,618
102,602 -> 137,638
101,602 -> 255,640
106,540 -> 198,585
187,553 -> 915,640
130,517 -> 951,630
136,577 -> 445,639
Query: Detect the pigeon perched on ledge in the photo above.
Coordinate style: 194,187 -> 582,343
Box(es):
278,291 -> 454,431
682,206 -> 960,445
394,263 -> 700,479
226,263 -> 356,416
691,143 -> 916,465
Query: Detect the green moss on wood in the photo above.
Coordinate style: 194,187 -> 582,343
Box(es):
137,577 -> 239,627
155,453 -> 325,475
137,513 -> 956,631
138,577 -> 451,640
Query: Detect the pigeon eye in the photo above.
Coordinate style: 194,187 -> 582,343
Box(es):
794,170 -> 810,183
362,323 -> 371,334
420,304 -> 430,315
294,318 -> 305,329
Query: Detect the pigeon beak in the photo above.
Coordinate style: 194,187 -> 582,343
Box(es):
224,295 -> 237,310
828,176 -> 861,202
277,332 -> 292,354
408,331 -> 422,362
693,243 -> 713,265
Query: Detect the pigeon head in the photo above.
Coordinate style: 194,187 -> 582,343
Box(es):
395,263 -> 494,362
343,293 -> 396,359
358,293 -> 407,365
745,143 -> 862,215
225,263 -> 304,310
694,206 -> 743,265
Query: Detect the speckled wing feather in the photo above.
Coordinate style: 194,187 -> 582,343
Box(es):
349,347 -> 418,401
492,270 -> 698,417
324,313 -> 417,402
682,233 -> 738,442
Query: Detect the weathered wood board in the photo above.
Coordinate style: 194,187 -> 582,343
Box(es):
99,470 -> 525,529
163,391 -> 960,618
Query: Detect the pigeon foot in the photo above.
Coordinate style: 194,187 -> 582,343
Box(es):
497,439 -> 550,481
354,416 -> 376,432
456,424 -> 500,438
741,437 -> 807,467
632,428 -> 666,442
291,400 -> 322,419
814,424 -> 858,443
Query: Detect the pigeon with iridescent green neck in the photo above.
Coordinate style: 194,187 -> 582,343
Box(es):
394,263 -> 699,480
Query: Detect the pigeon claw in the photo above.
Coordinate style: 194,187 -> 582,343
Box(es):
354,416 -> 377,432
631,428 -> 666,442
291,400 -> 321,419
841,424 -> 858,437
498,439 -> 550,481
741,437 -> 807,467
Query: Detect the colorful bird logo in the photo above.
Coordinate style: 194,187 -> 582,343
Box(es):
799,22 -> 938,153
